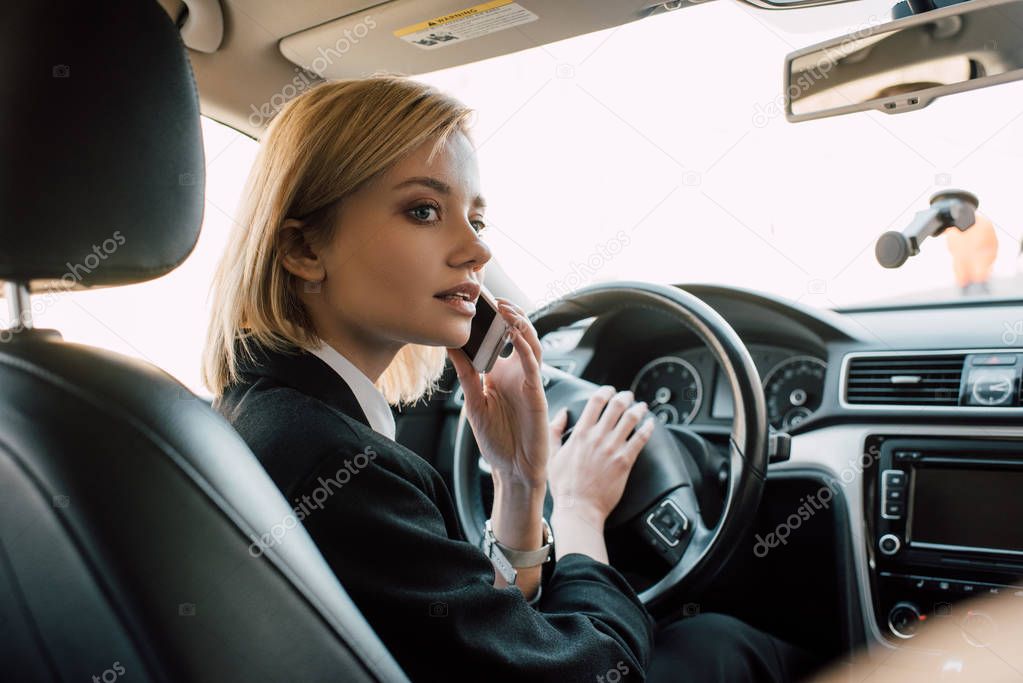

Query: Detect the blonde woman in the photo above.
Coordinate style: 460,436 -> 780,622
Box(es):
203,76 -> 815,682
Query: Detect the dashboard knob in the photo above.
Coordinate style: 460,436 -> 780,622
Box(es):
888,602 -> 922,639
879,533 -> 901,556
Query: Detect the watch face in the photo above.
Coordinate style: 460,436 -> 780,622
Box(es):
541,517 -> 554,547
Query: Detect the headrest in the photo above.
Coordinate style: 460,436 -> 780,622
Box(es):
0,1 -> 205,293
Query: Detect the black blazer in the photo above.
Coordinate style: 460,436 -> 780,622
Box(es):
215,339 -> 654,682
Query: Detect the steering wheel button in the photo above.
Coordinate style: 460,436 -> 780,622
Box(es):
646,499 -> 689,547
655,510 -> 677,531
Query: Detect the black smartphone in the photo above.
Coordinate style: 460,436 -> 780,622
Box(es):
460,285 -> 514,373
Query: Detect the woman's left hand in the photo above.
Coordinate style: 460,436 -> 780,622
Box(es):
446,298 -> 551,489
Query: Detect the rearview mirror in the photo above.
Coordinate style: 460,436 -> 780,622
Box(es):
784,0 -> 1023,122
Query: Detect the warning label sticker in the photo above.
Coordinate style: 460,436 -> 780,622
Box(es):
394,1 -> 538,50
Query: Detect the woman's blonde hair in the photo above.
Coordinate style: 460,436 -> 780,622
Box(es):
201,76 -> 475,405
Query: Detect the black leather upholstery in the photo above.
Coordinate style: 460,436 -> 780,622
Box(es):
0,1 -> 204,290
0,3 -> 409,681
0,333 -> 409,682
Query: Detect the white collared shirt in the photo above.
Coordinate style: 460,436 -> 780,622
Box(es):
307,339 -> 396,440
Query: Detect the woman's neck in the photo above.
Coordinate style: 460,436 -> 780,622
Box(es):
315,327 -> 402,383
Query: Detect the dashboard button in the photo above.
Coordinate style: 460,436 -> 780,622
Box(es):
971,354 -> 1018,366
888,602 -> 922,639
884,501 -> 905,518
885,488 -> 905,501
879,534 -> 901,555
883,471 -> 907,488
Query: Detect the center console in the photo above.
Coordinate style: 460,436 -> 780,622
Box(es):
865,435 -> 1023,641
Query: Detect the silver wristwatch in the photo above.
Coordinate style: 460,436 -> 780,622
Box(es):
481,517 -> 554,586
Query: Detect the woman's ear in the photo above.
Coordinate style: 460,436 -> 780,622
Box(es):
278,218 -> 326,284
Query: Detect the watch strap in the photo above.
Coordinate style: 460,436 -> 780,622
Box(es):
483,518 -> 553,572
485,537 -> 518,585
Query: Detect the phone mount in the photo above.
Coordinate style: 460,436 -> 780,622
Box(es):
875,189 -> 979,269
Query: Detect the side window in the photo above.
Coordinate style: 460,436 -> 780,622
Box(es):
0,117 -> 258,398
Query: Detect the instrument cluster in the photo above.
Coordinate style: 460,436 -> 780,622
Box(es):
629,344 -> 827,430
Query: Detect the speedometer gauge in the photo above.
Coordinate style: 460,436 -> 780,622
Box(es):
630,356 -> 702,426
763,356 -> 827,431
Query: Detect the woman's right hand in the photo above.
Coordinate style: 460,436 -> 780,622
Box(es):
547,386 -> 656,531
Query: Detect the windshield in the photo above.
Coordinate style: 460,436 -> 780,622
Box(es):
7,1 -> 1021,397
416,0 -> 1023,311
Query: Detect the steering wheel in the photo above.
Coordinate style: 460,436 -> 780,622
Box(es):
453,281 -> 768,608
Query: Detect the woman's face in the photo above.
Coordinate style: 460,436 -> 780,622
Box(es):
299,130 -> 492,354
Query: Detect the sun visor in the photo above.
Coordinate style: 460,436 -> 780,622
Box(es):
279,0 -> 658,80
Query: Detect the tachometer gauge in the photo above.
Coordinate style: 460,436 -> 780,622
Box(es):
630,356 -> 703,426
763,356 -> 827,431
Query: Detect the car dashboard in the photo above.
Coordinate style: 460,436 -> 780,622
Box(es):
537,284 -> 1023,657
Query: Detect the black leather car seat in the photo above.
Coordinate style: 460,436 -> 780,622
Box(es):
0,3 -> 409,681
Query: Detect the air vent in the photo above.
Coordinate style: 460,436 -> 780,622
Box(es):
845,353 -> 966,406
